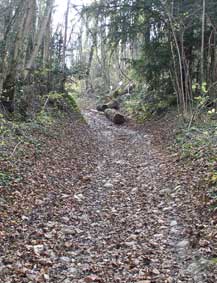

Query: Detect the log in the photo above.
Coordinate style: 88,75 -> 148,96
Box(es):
107,100 -> 119,110
104,109 -> 126,125
96,104 -> 108,112
96,100 -> 119,112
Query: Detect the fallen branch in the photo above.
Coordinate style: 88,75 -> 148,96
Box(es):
10,141 -> 22,158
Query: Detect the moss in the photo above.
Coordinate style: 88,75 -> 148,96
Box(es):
64,93 -> 86,123
64,93 -> 80,112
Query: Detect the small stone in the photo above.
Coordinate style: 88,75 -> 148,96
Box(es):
82,175 -> 91,182
170,227 -> 179,234
170,220 -> 177,227
46,221 -> 57,228
74,194 -> 84,202
65,241 -> 73,248
162,207 -> 172,212
154,233 -> 163,240
177,240 -> 189,248
165,276 -> 173,283
115,160 -> 125,165
132,188 -> 138,193
159,189 -> 170,196
62,194 -> 70,198
60,257 -> 71,264
199,239 -> 209,247
81,263 -> 91,271
21,215 -> 29,221
62,216 -> 70,223
152,268 -> 160,275
33,245 -> 44,255
127,234 -> 137,241
68,267 -> 77,274
104,182 -> 113,189
62,226 -> 75,235
125,241 -> 136,247
44,274 -> 50,280
187,262 -> 199,273
26,271 -> 38,280
44,232 -> 53,239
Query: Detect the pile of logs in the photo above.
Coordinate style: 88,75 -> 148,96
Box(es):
96,100 -> 126,125
96,100 -> 119,112
96,83 -> 135,124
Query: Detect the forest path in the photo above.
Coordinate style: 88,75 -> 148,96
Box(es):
0,99 -> 213,282
59,97 -> 209,283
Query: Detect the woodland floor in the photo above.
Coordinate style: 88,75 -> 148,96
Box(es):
0,97 -> 217,283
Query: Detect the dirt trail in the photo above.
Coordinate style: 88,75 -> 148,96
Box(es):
74,103 -> 211,283
0,101 -> 215,282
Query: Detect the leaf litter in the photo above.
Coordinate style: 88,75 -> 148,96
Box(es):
0,104 -> 216,282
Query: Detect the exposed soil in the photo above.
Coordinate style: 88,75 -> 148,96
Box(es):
0,100 -> 216,283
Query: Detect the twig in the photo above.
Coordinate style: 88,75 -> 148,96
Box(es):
10,141 -> 22,158
43,96 -> 50,109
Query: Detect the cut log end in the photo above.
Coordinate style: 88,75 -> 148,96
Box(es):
104,109 -> 126,125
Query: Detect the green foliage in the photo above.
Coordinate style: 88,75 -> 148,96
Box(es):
192,82 -> 208,95
48,91 -> 64,100
210,258 -> 217,265
194,95 -> 209,107
131,40 -> 172,96
124,97 -> 151,122
123,84 -> 177,122
65,83 -> 81,100
175,121 -> 217,212
82,0 -> 217,118
65,93 -> 80,112
0,114 -> 10,136
70,62 -> 89,80
36,110 -> 53,126
0,171 -> 11,186
45,91 -> 80,113
175,125 -> 215,159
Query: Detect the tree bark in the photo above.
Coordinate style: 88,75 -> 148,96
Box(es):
96,100 -> 119,112
201,0 -> 206,85
104,109 -> 125,124
63,0 -> 70,70
25,0 -> 54,79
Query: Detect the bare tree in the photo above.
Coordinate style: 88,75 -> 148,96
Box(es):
25,0 -> 54,79
201,0 -> 206,85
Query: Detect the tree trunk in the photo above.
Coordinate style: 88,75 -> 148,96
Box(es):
104,109 -> 125,124
201,0 -> 206,85
25,0 -> 54,79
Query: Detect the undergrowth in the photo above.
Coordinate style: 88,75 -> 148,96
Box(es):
0,92 -> 81,187
121,84 -> 176,122
175,119 -> 217,213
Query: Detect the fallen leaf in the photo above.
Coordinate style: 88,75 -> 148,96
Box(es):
84,274 -> 101,282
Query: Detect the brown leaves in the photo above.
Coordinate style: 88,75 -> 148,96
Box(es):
0,117 -> 98,282
1,106 -> 217,282
84,274 -> 102,282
